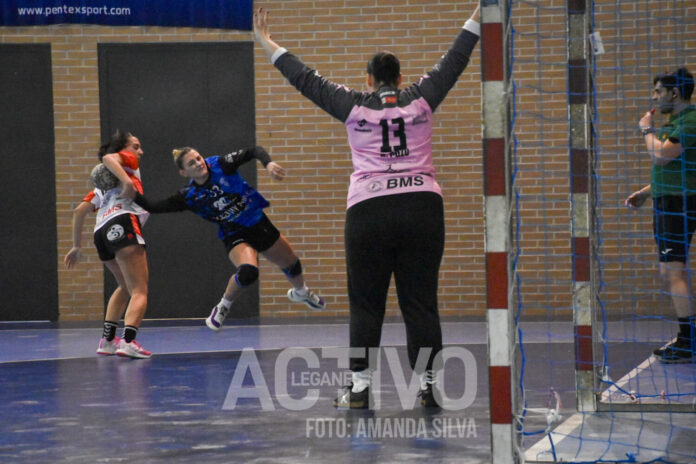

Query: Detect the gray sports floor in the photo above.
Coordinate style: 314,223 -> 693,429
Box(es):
0,320 -> 693,463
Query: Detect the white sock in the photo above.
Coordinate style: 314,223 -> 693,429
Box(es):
351,370 -> 371,393
293,284 -> 309,296
420,370 -> 437,390
219,297 -> 233,309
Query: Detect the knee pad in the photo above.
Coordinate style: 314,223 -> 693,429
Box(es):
234,264 -> 259,287
282,259 -> 302,278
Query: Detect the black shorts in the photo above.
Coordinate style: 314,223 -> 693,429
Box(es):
653,195 -> 696,263
222,213 -> 280,254
345,191 -> 445,372
94,214 -> 145,261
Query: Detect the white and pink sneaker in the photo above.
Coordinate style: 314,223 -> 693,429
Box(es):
96,336 -> 122,356
116,339 -> 152,359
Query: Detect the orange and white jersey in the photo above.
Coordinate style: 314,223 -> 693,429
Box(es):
83,150 -> 149,232
83,189 -> 149,232
118,150 -> 144,194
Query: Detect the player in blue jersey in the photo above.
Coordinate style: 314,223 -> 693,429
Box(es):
127,145 -> 325,330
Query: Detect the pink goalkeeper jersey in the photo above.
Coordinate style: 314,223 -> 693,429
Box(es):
343,95 -> 439,207
272,22 -> 480,209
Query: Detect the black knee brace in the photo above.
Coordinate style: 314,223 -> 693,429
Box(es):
282,259 -> 302,278
234,264 -> 259,287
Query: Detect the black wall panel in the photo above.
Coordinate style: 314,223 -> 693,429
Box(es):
98,42 -> 258,320
0,44 -> 58,322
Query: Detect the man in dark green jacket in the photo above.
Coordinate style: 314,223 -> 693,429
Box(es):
626,68 -> 696,363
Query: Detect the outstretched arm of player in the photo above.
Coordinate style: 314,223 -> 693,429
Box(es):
219,146 -> 285,181
416,4 -> 481,111
253,8 -> 357,122
253,7 -> 281,60
252,145 -> 285,181
133,191 -> 189,214
64,201 -> 93,269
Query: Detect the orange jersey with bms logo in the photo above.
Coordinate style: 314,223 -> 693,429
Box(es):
83,150 -> 149,232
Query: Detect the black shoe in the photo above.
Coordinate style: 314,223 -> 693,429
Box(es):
653,337 -> 696,364
333,384 -> 370,409
418,383 -> 440,408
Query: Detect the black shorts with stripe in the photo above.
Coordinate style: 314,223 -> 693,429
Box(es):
93,213 -> 145,261
653,195 -> 696,263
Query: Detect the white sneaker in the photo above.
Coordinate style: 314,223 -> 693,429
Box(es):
287,288 -> 326,310
116,340 -> 152,359
205,304 -> 228,332
97,336 -> 121,356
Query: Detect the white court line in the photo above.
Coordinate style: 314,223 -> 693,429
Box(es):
524,413 -> 584,462
0,322 -> 587,364
599,355 -> 656,403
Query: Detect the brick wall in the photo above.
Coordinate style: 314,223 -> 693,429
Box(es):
3,0 -> 693,322
1,1 -> 485,321
510,0 -> 696,319
2,24 -> 249,321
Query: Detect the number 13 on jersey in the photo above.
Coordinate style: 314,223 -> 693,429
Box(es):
379,118 -> 410,158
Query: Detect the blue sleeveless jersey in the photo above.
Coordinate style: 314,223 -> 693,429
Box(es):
182,156 -> 270,239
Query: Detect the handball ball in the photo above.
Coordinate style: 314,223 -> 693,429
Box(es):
90,163 -> 120,191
